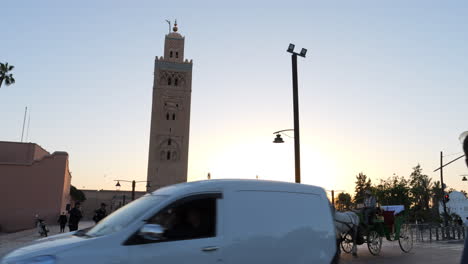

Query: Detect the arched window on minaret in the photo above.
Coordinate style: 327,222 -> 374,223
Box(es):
175,78 -> 178,86
166,113 -> 170,120
167,152 -> 171,160
172,113 -> 176,120
168,78 -> 172,85
176,52 -> 179,58
170,51 -> 173,58
168,139 -> 172,146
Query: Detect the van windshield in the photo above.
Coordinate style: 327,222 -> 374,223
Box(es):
85,195 -> 167,237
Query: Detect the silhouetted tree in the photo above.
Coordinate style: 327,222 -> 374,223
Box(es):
409,164 -> 432,221
373,175 -> 411,209
336,192 -> 352,211
354,172 -> 371,205
70,185 -> 86,202
0,62 -> 15,88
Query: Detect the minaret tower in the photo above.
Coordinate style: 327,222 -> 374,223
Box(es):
147,21 -> 192,191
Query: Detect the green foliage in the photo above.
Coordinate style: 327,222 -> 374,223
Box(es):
336,192 -> 352,211
354,172 -> 371,205
70,185 -> 86,202
373,175 -> 411,209
0,62 -> 15,88
431,181 -> 443,212
409,164 -> 432,212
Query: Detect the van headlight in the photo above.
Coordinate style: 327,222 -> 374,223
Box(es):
14,255 -> 56,264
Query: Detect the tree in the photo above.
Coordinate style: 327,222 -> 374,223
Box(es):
409,164 -> 432,221
354,172 -> 372,205
70,185 -> 86,202
336,192 -> 352,211
431,181 -> 443,211
0,62 -> 15,88
373,175 -> 411,209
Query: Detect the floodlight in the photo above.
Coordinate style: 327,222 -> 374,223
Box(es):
287,43 -> 295,53
300,48 -> 307,57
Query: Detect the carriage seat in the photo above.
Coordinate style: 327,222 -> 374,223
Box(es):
382,210 -> 395,231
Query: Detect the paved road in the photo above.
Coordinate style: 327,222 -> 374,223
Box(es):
1,225 -> 464,263
341,240 -> 464,264
0,221 -> 94,258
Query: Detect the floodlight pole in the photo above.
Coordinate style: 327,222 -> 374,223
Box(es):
291,53 -> 301,184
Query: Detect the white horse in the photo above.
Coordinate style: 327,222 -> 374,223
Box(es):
334,211 -> 360,256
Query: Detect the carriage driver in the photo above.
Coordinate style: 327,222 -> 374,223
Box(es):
363,189 -> 376,225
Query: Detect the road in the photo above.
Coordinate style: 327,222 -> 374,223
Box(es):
1,225 -> 464,263
0,221 -> 94,259
341,240 -> 464,264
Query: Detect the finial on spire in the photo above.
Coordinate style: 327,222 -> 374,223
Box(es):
173,19 -> 178,32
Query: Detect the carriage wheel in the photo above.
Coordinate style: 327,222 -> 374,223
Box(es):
367,230 -> 382,255
398,223 -> 413,253
340,232 -> 354,254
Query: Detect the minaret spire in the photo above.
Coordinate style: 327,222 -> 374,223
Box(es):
173,19 -> 178,32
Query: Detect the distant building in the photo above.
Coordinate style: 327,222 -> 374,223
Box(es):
440,191 -> 468,225
147,21 -> 193,191
0,141 -> 71,232
80,189 -> 146,220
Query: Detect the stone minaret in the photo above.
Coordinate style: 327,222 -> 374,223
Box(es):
147,22 -> 192,191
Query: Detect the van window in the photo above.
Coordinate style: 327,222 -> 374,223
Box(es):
86,195 -> 167,237
147,196 -> 217,241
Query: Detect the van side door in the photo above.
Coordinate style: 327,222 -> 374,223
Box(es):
124,193 -> 223,264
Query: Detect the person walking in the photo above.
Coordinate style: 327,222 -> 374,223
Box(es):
68,202 -> 83,232
93,203 -> 107,224
57,212 -> 68,233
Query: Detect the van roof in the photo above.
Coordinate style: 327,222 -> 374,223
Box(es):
151,179 -> 326,197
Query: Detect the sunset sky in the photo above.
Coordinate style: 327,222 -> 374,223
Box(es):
1,1 -> 467,194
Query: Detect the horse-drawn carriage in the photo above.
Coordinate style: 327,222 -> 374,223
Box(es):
337,205 -> 413,256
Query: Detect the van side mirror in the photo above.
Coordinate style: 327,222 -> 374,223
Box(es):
139,224 -> 165,241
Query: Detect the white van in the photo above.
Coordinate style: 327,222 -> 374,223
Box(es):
1,179 -> 338,264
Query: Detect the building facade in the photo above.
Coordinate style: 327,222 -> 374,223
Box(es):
0,141 -> 71,232
440,191 -> 468,225
147,22 -> 193,191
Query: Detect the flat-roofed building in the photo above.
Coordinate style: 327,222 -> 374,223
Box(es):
0,141 -> 71,232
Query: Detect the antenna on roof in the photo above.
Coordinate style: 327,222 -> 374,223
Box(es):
26,108 -> 31,142
21,106 -> 27,142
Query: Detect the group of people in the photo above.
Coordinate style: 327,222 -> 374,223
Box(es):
56,202 -> 108,233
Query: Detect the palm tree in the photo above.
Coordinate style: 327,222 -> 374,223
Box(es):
0,62 -> 15,88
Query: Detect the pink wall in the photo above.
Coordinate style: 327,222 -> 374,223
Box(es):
0,143 -> 70,232
0,141 -> 50,164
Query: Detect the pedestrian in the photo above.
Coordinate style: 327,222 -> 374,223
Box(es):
57,212 -> 68,233
459,131 -> 468,264
68,202 -> 83,232
93,203 -> 107,224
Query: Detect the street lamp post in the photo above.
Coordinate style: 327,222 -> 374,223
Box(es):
115,180 -> 151,201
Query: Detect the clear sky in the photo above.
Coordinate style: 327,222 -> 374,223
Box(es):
1,0 -> 467,194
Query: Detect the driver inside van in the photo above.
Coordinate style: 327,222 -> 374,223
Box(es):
150,207 -> 211,240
